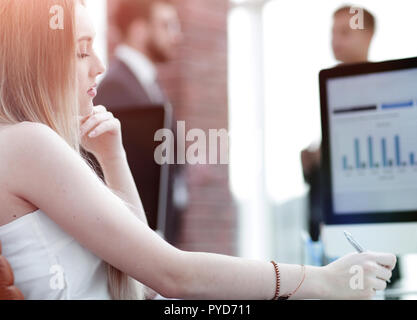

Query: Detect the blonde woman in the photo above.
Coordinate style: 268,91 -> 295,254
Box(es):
0,0 -> 396,300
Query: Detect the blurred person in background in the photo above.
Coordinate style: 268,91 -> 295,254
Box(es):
301,5 -> 376,243
95,0 -> 182,106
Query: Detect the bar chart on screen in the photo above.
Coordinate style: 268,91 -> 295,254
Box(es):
340,134 -> 417,171
329,107 -> 417,214
331,125 -> 417,213
332,114 -> 417,182
326,67 -> 417,214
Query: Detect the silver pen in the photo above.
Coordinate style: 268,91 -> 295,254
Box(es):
343,231 -> 365,253
343,230 -> 390,283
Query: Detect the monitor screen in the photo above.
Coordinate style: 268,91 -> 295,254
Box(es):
320,57 -> 417,224
328,68 -> 417,214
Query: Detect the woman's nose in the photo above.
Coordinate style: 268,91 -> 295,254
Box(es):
91,53 -> 106,78
96,59 -> 106,77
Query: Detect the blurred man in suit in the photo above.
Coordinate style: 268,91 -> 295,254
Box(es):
301,6 -> 376,241
95,0 -> 182,107
94,0 -> 187,246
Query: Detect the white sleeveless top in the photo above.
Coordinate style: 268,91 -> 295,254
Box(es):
0,209 -> 111,300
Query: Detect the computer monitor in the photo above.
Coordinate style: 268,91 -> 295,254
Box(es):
319,57 -> 417,257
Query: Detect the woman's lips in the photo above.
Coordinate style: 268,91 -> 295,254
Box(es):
87,87 -> 97,98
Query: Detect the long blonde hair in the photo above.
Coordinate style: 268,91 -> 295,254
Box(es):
0,0 -> 144,300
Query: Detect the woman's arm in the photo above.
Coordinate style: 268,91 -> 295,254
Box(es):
4,122 -> 395,300
98,152 -> 148,224
2,122 -> 278,300
97,151 -> 160,299
79,106 -> 148,224
172,251 -> 394,300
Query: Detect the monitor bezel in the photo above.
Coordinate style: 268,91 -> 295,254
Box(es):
320,56 -> 417,225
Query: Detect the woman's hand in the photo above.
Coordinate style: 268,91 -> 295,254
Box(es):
79,105 -> 125,163
322,251 -> 396,299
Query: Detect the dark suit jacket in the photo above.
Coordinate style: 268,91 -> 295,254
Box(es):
95,58 -> 155,107
94,57 -> 183,245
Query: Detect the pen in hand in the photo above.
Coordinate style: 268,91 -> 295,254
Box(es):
343,231 -> 391,283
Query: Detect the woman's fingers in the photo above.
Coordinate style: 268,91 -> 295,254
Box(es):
88,119 -> 119,138
79,105 -> 108,125
79,114 -> 91,125
371,278 -> 387,291
370,252 -> 397,270
374,263 -> 392,282
80,111 -> 114,137
93,105 -> 107,114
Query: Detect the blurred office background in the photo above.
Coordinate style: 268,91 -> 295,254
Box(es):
87,0 -> 417,264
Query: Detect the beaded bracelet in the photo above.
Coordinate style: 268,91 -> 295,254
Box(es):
270,261 -> 280,300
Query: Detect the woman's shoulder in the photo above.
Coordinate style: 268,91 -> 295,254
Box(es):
0,121 -> 61,150
0,122 -> 65,174
0,122 -> 59,201
0,121 -> 54,138
0,121 -> 55,144
0,121 -> 81,203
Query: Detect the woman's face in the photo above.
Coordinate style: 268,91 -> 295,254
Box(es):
75,3 -> 106,117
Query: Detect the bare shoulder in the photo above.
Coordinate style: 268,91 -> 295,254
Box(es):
0,121 -> 57,143
0,121 -> 75,188
0,121 -> 65,158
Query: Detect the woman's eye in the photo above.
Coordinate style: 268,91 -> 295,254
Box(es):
77,53 -> 90,59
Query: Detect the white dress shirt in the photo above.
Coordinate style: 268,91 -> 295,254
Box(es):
114,44 -> 164,104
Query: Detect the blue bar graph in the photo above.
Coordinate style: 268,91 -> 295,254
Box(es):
382,138 -> 387,167
342,135 -> 417,171
354,139 -> 360,169
368,136 -> 373,168
395,135 -> 401,166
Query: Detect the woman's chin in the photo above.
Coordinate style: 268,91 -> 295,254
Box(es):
80,101 -> 94,117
